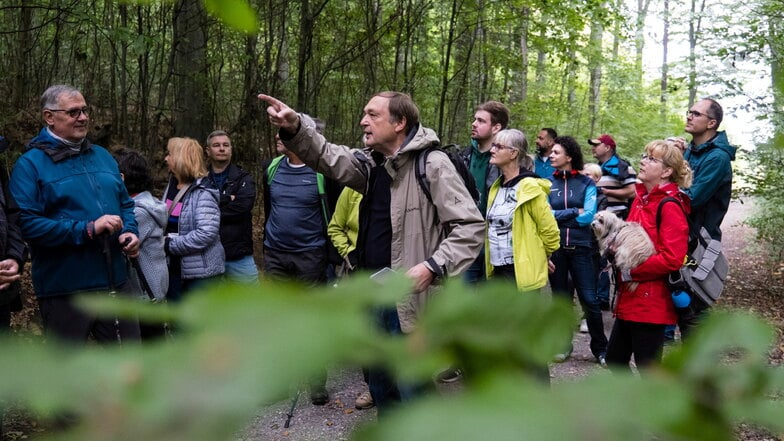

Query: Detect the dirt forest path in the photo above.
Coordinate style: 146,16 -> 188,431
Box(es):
241,199 -> 783,441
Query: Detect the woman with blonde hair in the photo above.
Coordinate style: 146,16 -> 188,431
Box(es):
163,137 -> 225,300
606,140 -> 692,371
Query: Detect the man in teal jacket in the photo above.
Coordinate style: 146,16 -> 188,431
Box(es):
684,98 -> 737,241
10,85 -> 140,343
676,98 -> 736,339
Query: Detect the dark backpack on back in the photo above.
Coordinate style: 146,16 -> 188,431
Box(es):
414,144 -> 480,224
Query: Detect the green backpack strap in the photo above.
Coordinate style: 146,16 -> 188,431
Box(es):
316,173 -> 331,224
268,155 -> 331,224
266,155 -> 285,185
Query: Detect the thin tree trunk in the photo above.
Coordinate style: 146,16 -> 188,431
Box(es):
660,0 -> 670,121
688,0 -> 706,107
588,16 -> 603,134
119,3 -> 129,144
519,6 -> 530,104
635,0 -> 652,84
437,0 -> 459,136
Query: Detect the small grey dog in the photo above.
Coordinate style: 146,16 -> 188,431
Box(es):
591,211 -> 655,293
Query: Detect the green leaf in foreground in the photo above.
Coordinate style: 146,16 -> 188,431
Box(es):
204,0 -> 258,33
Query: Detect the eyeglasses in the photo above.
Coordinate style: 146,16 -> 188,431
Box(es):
686,109 -> 714,120
47,106 -> 90,118
640,154 -> 664,164
491,143 -> 516,152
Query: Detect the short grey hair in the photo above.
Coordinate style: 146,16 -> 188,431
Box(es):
206,130 -> 230,145
494,128 -> 534,171
40,85 -> 82,110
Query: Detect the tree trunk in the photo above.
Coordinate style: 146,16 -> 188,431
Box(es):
660,0 -> 670,121
119,3 -> 129,145
518,6 -> 530,104
535,15 -> 547,88
437,0 -> 459,136
172,0 -> 211,141
688,0 -> 706,107
634,0 -> 652,84
588,15 -> 603,134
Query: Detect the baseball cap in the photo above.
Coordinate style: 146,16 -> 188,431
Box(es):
588,134 -> 616,149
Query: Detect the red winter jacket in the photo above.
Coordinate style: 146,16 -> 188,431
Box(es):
614,182 -> 690,325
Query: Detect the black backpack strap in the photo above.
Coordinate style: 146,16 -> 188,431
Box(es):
655,197 -> 681,231
414,146 -> 435,204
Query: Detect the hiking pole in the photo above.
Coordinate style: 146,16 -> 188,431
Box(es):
129,256 -> 157,302
283,389 -> 300,428
129,255 -> 173,339
101,234 -> 124,344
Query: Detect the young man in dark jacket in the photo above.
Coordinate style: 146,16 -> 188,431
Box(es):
206,130 -> 259,284
460,101 -> 509,285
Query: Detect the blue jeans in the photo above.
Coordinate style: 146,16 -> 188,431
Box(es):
367,308 -> 430,416
549,246 -> 608,358
462,247 -> 486,285
224,255 -> 260,284
594,254 -> 610,306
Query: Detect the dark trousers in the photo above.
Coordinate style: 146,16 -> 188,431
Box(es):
549,246 -> 608,358
264,246 -> 328,392
263,246 -> 327,285
38,290 -> 141,344
367,308 -> 431,416
677,296 -> 710,340
606,319 -> 666,372
463,247 -> 486,284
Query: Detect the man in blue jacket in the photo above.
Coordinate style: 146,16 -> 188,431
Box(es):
676,98 -> 736,339
10,85 -> 141,343
684,98 -> 736,241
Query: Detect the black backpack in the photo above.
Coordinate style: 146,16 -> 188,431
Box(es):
414,144 -> 480,224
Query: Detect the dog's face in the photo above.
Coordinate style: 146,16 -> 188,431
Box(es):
591,211 -> 624,240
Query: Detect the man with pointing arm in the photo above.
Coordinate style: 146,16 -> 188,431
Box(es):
259,92 -> 484,413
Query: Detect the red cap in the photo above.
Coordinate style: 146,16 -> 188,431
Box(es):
588,134 -> 616,149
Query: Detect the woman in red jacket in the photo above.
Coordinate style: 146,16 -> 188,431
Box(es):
606,140 -> 692,372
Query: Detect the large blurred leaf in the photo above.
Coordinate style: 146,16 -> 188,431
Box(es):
204,0 -> 258,33
0,278 -> 781,441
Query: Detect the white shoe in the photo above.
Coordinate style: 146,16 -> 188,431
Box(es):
579,319 -> 588,333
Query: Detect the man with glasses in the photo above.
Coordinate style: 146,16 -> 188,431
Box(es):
676,98 -> 737,340
683,98 -> 736,241
205,130 -> 259,284
9,85 -> 141,343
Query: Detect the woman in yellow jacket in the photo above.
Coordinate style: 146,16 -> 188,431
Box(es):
484,129 -> 560,293
327,187 -> 363,276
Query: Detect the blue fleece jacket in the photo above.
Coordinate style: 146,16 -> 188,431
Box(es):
684,131 -> 736,240
10,128 -> 138,298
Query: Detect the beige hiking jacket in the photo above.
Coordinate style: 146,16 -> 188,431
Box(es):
282,117 -> 484,332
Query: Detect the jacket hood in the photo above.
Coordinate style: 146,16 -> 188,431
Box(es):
134,191 -> 168,229
397,124 -> 440,155
516,176 -> 552,205
26,127 -> 93,162
690,131 -> 736,160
